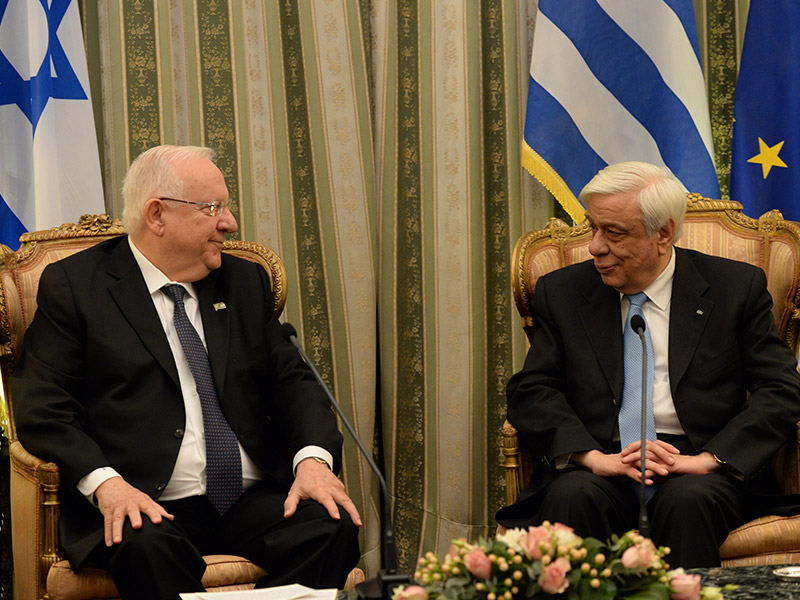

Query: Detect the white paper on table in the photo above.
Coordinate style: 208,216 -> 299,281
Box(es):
179,583 -> 338,600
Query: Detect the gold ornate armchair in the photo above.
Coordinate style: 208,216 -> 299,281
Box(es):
0,215 -> 363,600
502,195 -> 800,566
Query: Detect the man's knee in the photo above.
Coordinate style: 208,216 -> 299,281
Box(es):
298,500 -> 360,551
104,519 -> 205,600
108,518 -> 203,569
543,470 -> 616,506
653,474 -> 735,514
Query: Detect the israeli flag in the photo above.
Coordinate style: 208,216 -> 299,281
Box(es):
523,0 -> 720,221
0,0 -> 104,250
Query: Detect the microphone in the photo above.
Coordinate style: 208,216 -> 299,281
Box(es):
279,323 -> 409,599
629,314 -> 650,538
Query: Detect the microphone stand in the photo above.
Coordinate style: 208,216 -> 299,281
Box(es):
284,327 -> 409,599
631,316 -> 650,539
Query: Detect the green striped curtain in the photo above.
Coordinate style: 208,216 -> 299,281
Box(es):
372,0 -> 537,568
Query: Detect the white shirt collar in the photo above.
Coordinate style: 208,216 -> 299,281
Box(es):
128,237 -> 198,300
619,247 -> 676,310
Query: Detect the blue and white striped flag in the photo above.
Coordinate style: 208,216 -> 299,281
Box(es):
0,0 -> 104,250
523,0 -> 720,221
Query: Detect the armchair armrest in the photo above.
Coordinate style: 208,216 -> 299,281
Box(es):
10,439 -> 62,600
771,422 -> 800,495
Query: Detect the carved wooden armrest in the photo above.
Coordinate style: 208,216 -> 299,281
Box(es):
9,439 -> 63,600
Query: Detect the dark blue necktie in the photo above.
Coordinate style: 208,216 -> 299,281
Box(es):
163,284 -> 242,514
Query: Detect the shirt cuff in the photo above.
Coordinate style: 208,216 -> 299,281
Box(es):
77,467 -> 121,506
292,446 -> 333,475
554,453 -> 572,470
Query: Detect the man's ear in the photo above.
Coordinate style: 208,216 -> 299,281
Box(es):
143,198 -> 166,237
656,218 -> 676,254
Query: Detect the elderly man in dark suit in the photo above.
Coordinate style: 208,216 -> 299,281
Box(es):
12,145 -> 361,600
496,161 -> 800,567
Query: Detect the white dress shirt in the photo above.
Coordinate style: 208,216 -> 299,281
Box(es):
618,248 -> 684,436
77,238 -> 331,502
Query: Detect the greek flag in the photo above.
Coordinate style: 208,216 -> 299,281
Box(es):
523,0 -> 720,220
730,1 -> 800,222
0,0 -> 104,250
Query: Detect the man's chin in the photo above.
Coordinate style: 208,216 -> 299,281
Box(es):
598,272 -> 623,291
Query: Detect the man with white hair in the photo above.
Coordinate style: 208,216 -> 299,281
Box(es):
497,161 -> 800,567
12,145 -> 361,600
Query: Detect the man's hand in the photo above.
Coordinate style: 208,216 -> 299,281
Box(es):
620,439 -> 680,482
571,449 -> 643,481
284,458 -> 362,526
573,439 -> 680,485
94,476 -> 174,546
664,450 -> 720,476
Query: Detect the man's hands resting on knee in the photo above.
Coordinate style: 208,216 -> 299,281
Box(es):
284,457 -> 362,526
571,441 -> 721,486
95,476 -> 174,547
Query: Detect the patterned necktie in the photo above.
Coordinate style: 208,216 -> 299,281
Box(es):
162,284 -> 242,514
618,292 -> 657,498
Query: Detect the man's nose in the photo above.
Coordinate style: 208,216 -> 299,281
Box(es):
588,231 -> 606,256
218,206 -> 238,233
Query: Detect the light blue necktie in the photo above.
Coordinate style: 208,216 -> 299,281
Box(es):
163,284 -> 242,514
618,292 -> 657,498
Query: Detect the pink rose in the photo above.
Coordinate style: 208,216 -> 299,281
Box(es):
523,525 -> 554,560
539,556 -> 571,594
670,573 -> 701,600
621,540 -> 658,570
464,547 -> 492,579
396,586 -> 428,600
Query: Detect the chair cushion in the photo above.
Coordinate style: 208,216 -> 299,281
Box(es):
720,514 -> 800,566
46,554 -> 265,600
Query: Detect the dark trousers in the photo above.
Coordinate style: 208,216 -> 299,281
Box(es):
89,480 -> 361,600
535,468 -> 748,568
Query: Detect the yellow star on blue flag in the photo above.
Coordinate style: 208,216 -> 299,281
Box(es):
747,137 -> 788,179
731,1 -> 800,220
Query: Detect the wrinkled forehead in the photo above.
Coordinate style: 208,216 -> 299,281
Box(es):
585,193 -> 644,230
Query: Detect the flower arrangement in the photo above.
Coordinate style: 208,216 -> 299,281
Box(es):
395,522 -> 735,600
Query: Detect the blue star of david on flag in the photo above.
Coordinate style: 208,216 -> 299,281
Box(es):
0,0 -> 87,134
0,0 -> 104,250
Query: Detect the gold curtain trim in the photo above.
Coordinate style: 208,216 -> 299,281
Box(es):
521,140 -> 584,222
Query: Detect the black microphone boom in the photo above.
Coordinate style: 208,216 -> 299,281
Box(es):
279,323 -> 409,599
629,313 -> 650,538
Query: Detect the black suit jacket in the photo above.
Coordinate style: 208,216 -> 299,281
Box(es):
11,236 -> 343,567
497,247 -> 800,524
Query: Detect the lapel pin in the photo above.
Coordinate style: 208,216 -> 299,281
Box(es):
213,302 -> 227,311
696,309 -> 703,316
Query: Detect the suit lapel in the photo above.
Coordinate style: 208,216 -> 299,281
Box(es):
668,248 -> 713,394
196,268 -> 231,396
577,276 -> 624,401
106,238 -> 181,388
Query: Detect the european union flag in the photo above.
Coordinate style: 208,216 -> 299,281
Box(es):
730,1 -> 800,221
0,0 -> 104,249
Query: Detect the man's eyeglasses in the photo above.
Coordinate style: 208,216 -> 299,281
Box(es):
159,197 -> 229,217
